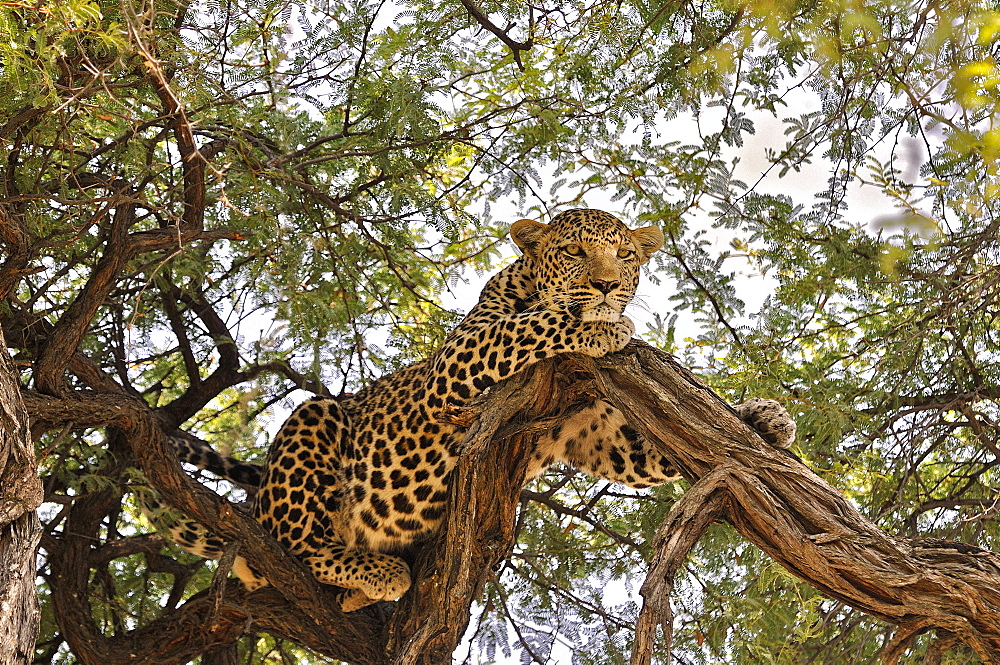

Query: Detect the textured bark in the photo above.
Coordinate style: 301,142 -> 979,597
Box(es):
630,468 -> 729,665
0,327 -> 43,665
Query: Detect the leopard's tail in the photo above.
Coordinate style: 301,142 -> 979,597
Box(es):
168,433 -> 264,490
136,434 -> 267,589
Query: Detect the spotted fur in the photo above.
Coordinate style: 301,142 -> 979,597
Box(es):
152,209 -> 795,611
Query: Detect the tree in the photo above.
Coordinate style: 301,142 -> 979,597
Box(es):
0,327 -> 43,665
2,0 -> 999,662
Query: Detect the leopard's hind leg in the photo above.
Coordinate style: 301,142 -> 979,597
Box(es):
300,545 -> 412,610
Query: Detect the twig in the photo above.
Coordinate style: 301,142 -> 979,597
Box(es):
458,0 -> 533,70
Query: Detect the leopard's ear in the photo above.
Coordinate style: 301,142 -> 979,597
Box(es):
631,225 -> 664,264
510,218 -> 549,258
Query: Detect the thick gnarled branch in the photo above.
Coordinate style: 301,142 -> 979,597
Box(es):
630,466 -> 731,665
592,342 -> 1000,662
0,328 -> 42,665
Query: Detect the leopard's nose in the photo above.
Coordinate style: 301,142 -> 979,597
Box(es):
590,278 -> 620,294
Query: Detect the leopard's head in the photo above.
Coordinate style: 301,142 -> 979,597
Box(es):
510,209 -> 663,322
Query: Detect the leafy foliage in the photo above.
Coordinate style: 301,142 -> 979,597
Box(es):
2,0 -> 998,662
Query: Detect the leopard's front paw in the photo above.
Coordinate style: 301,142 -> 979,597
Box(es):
612,315 -> 635,351
736,398 -> 796,449
307,550 -> 411,611
579,317 -> 634,357
339,588 -> 378,613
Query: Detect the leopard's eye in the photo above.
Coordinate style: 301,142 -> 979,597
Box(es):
617,247 -> 635,259
564,244 -> 584,257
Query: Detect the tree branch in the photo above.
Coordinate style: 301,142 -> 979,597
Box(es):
630,465 -> 731,665
458,0 -> 533,69
34,199 -> 136,394
0,327 -> 42,664
0,202 -> 34,301
592,341 -> 1000,661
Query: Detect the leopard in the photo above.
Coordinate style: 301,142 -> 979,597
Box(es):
149,208 -> 796,612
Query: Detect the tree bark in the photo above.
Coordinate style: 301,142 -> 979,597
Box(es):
0,327 -> 43,665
